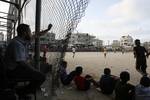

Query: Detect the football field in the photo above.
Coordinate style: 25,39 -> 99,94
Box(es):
65,52 -> 150,85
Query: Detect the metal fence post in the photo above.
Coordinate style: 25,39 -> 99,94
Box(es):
35,0 -> 41,70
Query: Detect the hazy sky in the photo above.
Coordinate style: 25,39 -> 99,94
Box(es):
1,0 -> 150,43
76,0 -> 150,44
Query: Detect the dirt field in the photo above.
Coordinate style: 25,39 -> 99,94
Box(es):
65,52 -> 150,85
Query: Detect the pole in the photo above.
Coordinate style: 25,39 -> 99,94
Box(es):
18,0 -> 21,25
35,0 -> 41,70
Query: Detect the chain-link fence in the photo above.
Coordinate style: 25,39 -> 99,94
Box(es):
6,0 -> 89,98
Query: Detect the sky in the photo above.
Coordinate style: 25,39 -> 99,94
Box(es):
76,0 -> 150,44
1,0 -> 150,44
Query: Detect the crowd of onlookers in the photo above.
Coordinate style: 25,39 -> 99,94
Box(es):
0,23 -> 149,100
59,60 -> 150,100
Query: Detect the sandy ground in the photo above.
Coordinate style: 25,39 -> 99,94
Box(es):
65,52 -> 150,85
54,85 -> 114,100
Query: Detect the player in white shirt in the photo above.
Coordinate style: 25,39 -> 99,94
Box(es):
72,47 -> 76,58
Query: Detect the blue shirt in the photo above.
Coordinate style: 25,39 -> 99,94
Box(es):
5,36 -> 29,70
99,74 -> 115,94
135,84 -> 150,100
60,67 -> 68,80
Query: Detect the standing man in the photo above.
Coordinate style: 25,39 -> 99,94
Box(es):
133,39 -> 149,76
72,46 -> 76,58
5,23 -> 52,95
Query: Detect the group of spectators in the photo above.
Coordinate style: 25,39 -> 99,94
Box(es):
0,23 -> 150,100
60,60 -> 150,100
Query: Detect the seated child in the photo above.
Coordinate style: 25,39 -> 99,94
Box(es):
99,68 -> 119,95
74,66 -> 97,91
115,71 -> 135,100
60,60 -> 76,85
135,76 -> 150,100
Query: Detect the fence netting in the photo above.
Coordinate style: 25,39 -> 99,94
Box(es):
21,0 -> 89,96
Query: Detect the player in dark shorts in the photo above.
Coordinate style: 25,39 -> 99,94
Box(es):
133,39 -> 149,76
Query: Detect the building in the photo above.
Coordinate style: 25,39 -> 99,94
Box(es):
92,39 -> 103,48
69,33 -> 95,48
112,40 -> 120,50
30,32 -> 56,51
120,35 -> 133,47
0,32 -> 6,48
40,32 -> 56,45
143,42 -> 150,50
0,32 -> 4,41
120,35 -> 133,51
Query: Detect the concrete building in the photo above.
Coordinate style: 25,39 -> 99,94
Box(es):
120,35 -> 133,51
30,32 -> 56,51
0,32 -> 4,41
69,33 -> 95,48
40,32 -> 56,45
120,35 -> 133,47
93,39 -> 103,48
143,42 -> 150,50
112,40 -> 120,49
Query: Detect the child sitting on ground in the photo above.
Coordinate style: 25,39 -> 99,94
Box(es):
60,60 -> 76,85
115,71 -> 135,100
99,68 -> 119,95
74,66 -> 97,91
135,76 -> 150,100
